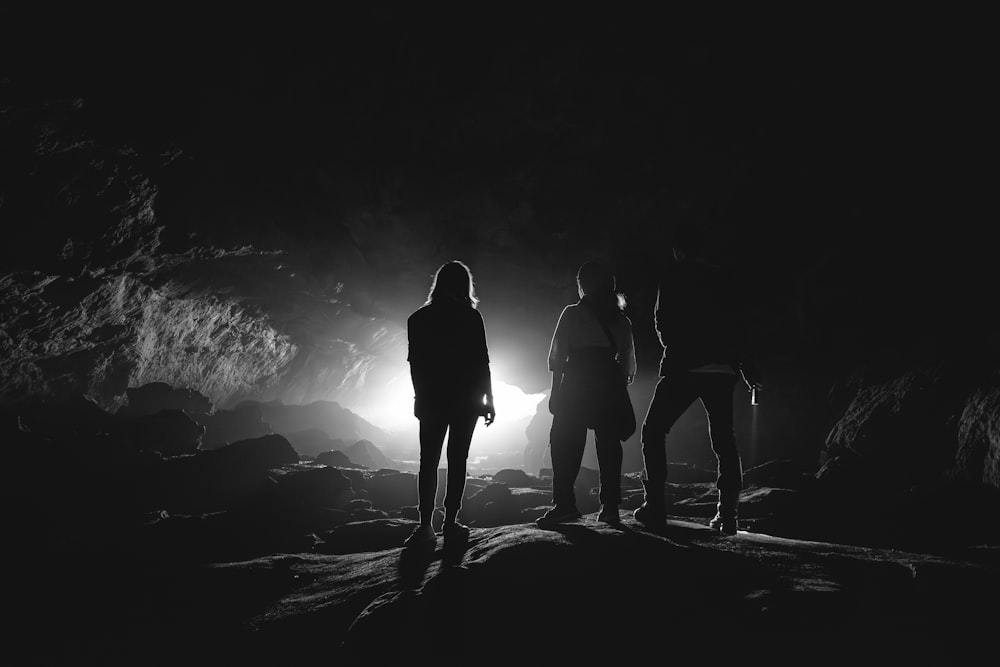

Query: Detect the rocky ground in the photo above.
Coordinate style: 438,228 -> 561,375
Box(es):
11,513 -> 997,665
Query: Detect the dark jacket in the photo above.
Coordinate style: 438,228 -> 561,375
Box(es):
407,299 -> 492,418
655,258 -> 747,376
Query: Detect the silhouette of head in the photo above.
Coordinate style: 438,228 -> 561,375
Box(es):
426,260 -> 479,308
671,223 -> 706,261
577,260 -> 626,311
577,261 -> 614,298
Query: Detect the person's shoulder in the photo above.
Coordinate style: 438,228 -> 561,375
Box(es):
407,303 -> 433,324
559,303 -> 581,319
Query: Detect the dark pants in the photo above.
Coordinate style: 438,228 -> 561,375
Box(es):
417,411 -> 479,524
549,414 -> 622,509
640,372 -> 742,511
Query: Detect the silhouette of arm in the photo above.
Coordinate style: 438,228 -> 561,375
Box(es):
475,311 -> 495,425
407,313 -> 434,419
622,316 -> 637,384
548,306 -> 571,414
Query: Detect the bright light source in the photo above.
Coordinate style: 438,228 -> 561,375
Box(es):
351,360 -> 546,466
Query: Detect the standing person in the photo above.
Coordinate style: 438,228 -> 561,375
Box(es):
404,260 -> 496,547
537,260 -> 636,527
634,223 -> 761,535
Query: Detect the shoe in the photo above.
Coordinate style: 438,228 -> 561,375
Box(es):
597,504 -> 620,524
441,521 -> 470,539
535,505 -> 581,527
709,512 -> 738,535
403,524 -> 436,547
632,503 -> 666,529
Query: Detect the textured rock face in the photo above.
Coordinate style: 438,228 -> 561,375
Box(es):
822,365 -> 1000,491
958,386 -> 1000,487
0,94 -> 404,415
1,272 -> 297,409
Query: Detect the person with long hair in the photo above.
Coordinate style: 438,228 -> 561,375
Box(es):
403,260 -> 496,547
537,260 -> 636,527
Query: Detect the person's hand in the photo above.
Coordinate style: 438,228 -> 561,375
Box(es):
483,398 -> 496,426
548,391 -> 558,415
626,372 -> 635,386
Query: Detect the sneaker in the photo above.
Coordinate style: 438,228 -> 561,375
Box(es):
441,521 -> 470,539
403,524 -> 436,547
632,503 -> 666,529
535,505 -> 581,527
709,512 -> 738,535
597,505 -> 620,524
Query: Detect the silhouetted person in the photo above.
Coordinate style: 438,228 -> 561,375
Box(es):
537,261 -> 636,527
634,224 -> 761,534
404,260 -> 496,547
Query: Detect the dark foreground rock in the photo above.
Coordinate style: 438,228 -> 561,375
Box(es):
11,515 -> 997,665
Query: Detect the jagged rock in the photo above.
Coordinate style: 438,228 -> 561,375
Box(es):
315,449 -> 360,468
957,386 -> 1000,487
343,439 -> 391,470
821,366 -> 968,490
145,433 -> 300,513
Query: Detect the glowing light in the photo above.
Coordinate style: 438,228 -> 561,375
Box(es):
351,362 -> 546,466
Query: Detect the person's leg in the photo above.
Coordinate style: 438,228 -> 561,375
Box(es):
594,426 -> 622,513
697,374 -> 741,533
442,411 -> 478,525
417,416 -> 449,525
548,413 -> 587,511
635,375 -> 697,525
639,375 -> 698,487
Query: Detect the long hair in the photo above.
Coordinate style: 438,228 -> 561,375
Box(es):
577,260 -> 626,321
425,260 -> 480,308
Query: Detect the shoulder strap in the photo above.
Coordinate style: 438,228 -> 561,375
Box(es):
583,299 -> 619,355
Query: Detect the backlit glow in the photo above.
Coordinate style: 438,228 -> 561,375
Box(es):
352,361 -> 546,467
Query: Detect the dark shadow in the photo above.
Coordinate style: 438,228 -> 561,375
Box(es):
619,517 -> 716,543
539,517 -> 709,551
441,531 -> 470,566
398,540 -> 436,590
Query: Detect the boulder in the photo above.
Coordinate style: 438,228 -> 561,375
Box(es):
116,409 -> 205,457
261,462 -> 355,511
146,434 -> 300,513
360,470 -> 417,511
284,428 -> 347,459
491,468 -> 539,487
316,449 -> 360,468
344,440 -> 392,470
